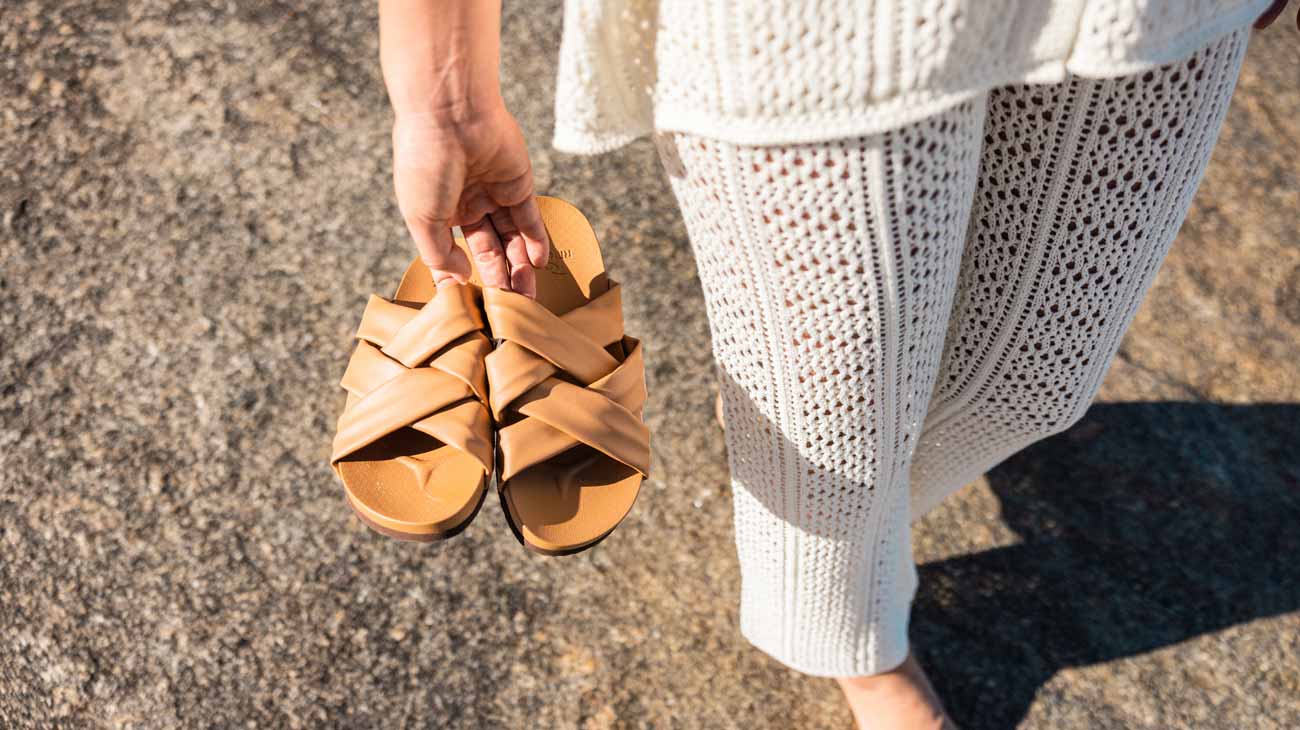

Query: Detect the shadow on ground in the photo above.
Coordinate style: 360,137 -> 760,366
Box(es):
915,401 -> 1300,729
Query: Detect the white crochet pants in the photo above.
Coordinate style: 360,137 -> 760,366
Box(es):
662,29 -> 1248,677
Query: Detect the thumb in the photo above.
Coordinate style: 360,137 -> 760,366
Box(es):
405,217 -> 472,286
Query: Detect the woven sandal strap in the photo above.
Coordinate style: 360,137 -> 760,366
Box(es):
341,335 -> 489,407
497,340 -> 649,480
335,340 -> 491,470
484,341 -> 552,421
354,296 -> 414,345
427,334 -> 491,405
482,284 -> 627,417
482,285 -> 623,386
340,340 -> 406,397
555,283 -> 625,343
331,365 -> 474,464
355,285 -> 485,369
409,400 -> 493,473
333,283 -> 492,470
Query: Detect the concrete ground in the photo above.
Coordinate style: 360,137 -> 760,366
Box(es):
2,2 -> 1298,728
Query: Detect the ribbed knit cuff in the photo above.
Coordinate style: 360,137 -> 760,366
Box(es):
731,506 -> 919,677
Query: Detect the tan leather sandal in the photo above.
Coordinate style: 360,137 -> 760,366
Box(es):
483,196 -> 650,555
330,260 -> 493,542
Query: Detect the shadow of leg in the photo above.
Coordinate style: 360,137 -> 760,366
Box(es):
913,402 -> 1300,729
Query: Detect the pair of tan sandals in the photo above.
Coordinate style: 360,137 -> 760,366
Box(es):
329,198 -> 650,555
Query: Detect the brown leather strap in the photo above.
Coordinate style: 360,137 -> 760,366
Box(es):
384,288 -> 484,367
484,342 -> 558,420
484,286 -> 622,384
485,283 -> 650,480
332,283 -> 492,473
340,341 -> 406,396
427,334 -> 490,405
497,340 -> 650,479
354,295 -> 416,344
355,286 -> 485,369
332,368 -> 473,462
482,285 -> 625,418
409,400 -> 493,471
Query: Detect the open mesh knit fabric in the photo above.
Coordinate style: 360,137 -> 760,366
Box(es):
661,29 -> 1247,676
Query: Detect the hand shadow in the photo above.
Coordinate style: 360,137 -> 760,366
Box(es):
911,401 -> 1300,728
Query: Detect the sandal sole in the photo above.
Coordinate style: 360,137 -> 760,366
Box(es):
345,480 -> 487,543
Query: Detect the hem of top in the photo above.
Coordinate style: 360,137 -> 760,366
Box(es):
1064,3 -> 1262,78
652,83 -> 998,148
551,9 -> 1259,155
552,127 -> 652,156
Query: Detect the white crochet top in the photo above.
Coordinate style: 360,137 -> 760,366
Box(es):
553,0 -> 1270,153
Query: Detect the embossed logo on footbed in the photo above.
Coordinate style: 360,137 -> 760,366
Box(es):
544,247 -> 574,275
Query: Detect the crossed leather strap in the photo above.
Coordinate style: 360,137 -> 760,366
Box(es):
330,285 -> 493,474
483,282 -> 651,482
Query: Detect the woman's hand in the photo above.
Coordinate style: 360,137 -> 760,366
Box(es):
1255,1 -> 1298,30
391,105 -> 549,297
380,0 -> 549,297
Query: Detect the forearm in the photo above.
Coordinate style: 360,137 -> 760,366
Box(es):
379,0 -> 503,123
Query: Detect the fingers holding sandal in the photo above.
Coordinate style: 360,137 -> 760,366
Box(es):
502,195 -> 551,270
461,217 -> 512,291
405,216 -> 472,288
456,177 -> 550,296
477,113 -> 551,272
490,209 -> 537,298
483,172 -> 551,299
391,119 -> 474,287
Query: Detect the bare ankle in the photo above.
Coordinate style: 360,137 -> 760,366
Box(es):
835,654 -> 954,730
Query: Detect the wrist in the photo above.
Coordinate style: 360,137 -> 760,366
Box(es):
391,96 -> 508,141
380,0 -> 503,127
390,92 -> 505,129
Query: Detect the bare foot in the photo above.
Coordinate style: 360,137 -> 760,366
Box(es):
835,653 -> 955,730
